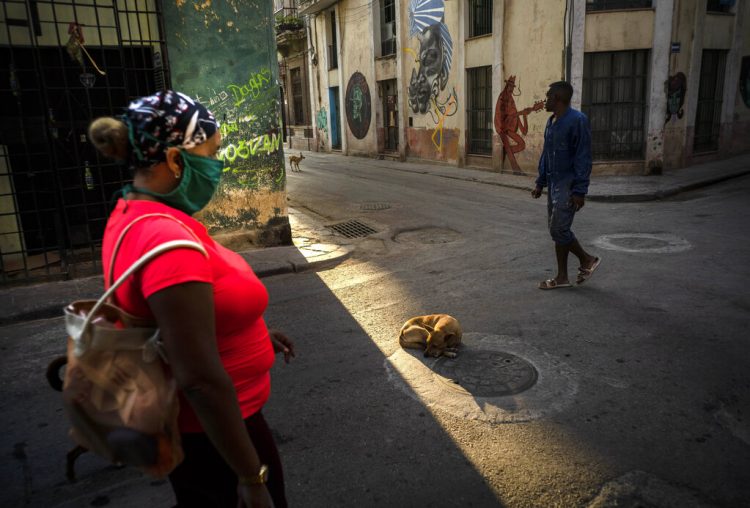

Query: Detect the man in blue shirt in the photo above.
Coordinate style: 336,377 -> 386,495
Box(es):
532,81 -> 601,289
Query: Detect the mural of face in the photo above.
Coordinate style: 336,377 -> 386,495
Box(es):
666,72 -> 687,123
345,72 -> 372,139
407,0 -> 453,116
409,25 -> 447,114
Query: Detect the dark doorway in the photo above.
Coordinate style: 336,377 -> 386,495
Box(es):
694,50 -> 727,153
329,86 -> 341,149
381,79 -> 398,152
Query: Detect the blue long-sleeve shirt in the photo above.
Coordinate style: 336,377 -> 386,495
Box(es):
535,108 -> 592,196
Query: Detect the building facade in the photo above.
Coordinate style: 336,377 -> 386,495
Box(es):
300,0 -> 749,175
275,0 -> 315,152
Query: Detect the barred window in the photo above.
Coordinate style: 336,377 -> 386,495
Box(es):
468,0 -> 492,38
582,50 -> 649,160
290,67 -> 305,125
467,66 -> 493,155
329,10 -> 338,70
706,0 -> 734,13
586,0 -> 652,11
694,50 -> 727,152
380,0 -> 396,56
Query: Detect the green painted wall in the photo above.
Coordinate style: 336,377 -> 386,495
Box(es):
163,0 -> 290,246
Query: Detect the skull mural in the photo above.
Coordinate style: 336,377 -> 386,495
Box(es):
407,0 -> 453,115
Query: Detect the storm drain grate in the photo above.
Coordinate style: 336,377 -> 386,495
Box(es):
327,219 -> 378,238
360,202 -> 391,211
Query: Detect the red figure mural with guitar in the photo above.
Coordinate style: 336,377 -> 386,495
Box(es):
494,76 -> 544,172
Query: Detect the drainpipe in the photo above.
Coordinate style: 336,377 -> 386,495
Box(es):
305,14 -> 318,151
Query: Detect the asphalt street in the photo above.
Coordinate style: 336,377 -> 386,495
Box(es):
1,152 -> 749,507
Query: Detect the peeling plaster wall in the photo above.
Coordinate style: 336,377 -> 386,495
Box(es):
339,0 -> 378,156
163,0 -> 290,248
500,0 -> 566,174
663,0 -> 699,169
584,9 -> 655,52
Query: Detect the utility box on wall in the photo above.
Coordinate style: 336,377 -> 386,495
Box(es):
163,0 -> 291,248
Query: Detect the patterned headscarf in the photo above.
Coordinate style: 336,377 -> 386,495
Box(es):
121,90 -> 218,167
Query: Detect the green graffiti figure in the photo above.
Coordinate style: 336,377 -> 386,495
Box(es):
351,86 -> 363,122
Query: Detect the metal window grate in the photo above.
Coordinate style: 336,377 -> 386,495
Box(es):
1,0 -> 170,284
468,0 -> 492,37
467,66 -> 493,155
585,0 -> 652,11
327,219 -> 377,238
694,50 -> 727,153
380,0 -> 396,56
328,11 -> 338,70
582,50 -> 649,160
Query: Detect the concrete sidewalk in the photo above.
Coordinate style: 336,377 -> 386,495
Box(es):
309,150 -> 750,202
0,208 -> 352,326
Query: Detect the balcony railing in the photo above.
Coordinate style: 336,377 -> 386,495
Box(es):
275,6 -> 303,33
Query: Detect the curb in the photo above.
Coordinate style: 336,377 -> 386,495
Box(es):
586,169 -> 750,202
0,245 -> 353,327
382,162 -> 750,203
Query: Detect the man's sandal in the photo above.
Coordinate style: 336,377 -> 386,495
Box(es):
539,279 -> 572,290
577,257 -> 602,285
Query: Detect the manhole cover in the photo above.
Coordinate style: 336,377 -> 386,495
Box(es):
360,202 -> 391,211
394,227 -> 461,244
433,350 -> 538,397
327,219 -> 378,238
385,333 -> 578,423
593,233 -> 692,253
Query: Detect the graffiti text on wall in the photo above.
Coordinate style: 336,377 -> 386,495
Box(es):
345,72 -> 372,140
219,132 -> 282,170
407,0 -> 454,153
228,68 -> 273,107
665,72 -> 687,123
494,76 -> 545,172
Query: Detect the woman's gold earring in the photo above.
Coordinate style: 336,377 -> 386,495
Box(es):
175,171 -> 181,179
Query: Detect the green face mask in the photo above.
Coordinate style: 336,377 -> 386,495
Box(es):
125,151 -> 224,215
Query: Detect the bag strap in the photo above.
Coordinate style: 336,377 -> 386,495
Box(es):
107,213 -> 203,287
72,214 -> 208,356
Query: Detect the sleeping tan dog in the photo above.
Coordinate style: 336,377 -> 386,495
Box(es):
399,314 -> 462,358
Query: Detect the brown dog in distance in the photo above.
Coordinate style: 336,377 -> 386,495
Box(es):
399,314 -> 462,358
289,152 -> 305,172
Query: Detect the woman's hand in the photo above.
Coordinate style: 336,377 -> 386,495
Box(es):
269,329 -> 296,364
237,483 -> 271,508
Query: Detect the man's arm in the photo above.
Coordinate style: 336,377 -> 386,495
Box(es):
571,114 -> 592,196
535,122 -> 549,190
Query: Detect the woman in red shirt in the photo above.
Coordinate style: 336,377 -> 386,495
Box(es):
88,91 -> 294,508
